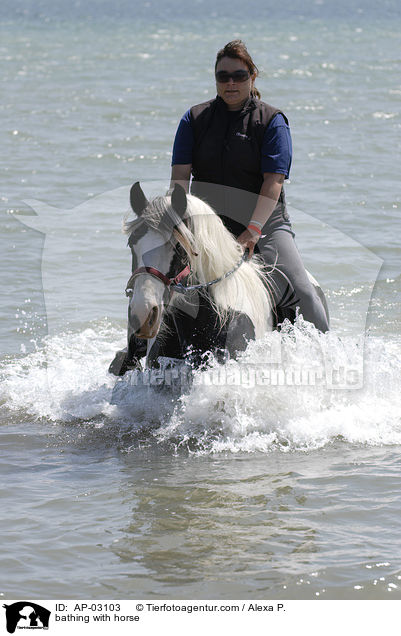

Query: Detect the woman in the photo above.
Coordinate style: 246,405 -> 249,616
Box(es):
109,40 -> 328,375
170,39 -> 329,332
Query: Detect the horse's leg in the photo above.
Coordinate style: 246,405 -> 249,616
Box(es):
108,301 -> 149,376
147,296 -> 257,369
108,332 -> 148,376
224,312 -> 255,359
146,309 -> 186,367
174,294 -> 255,364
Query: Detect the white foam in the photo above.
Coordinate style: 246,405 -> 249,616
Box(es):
0,320 -> 122,422
1,320 -> 400,453
155,323 -> 401,453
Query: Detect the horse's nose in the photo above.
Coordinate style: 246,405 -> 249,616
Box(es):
134,305 -> 160,339
128,306 -> 141,334
146,306 -> 159,329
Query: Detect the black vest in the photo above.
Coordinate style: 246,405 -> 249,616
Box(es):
189,95 -> 289,230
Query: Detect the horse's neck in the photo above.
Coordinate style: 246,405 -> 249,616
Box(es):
185,204 -> 272,337
193,248 -> 272,338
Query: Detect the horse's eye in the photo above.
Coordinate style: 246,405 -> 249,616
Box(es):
125,288 -> 133,298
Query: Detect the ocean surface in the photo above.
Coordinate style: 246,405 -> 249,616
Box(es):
1,0 -> 400,600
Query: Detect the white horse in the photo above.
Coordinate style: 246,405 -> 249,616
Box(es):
120,182 -> 274,369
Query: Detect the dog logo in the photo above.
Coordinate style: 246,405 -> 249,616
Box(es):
3,602 -> 51,633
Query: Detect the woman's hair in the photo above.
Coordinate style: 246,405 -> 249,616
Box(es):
215,40 -> 261,99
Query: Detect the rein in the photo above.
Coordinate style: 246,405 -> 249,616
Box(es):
125,250 -> 249,298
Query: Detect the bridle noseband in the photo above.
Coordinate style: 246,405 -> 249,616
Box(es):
125,264 -> 191,298
125,250 -> 249,299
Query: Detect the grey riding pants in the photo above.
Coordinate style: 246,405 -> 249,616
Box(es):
220,212 -> 329,333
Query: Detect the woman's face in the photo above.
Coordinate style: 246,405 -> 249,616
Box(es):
215,56 -> 255,111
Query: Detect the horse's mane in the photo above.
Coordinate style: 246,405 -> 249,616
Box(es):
124,193 -> 273,338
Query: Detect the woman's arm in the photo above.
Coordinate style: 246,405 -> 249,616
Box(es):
170,109 -> 193,192
237,172 -> 285,257
170,164 -> 192,192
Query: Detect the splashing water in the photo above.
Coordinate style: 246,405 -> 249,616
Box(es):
155,322 -> 401,453
1,319 -> 400,454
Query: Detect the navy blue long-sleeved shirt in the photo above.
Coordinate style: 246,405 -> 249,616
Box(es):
172,109 -> 292,178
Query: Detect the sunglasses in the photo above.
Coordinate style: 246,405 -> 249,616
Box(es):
215,70 -> 250,83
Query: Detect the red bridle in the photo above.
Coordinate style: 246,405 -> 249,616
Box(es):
125,249 -> 249,299
125,264 -> 191,298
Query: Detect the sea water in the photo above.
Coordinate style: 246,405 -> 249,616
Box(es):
0,0 -> 400,600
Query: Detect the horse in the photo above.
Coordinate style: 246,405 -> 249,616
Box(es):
109,182 -> 275,375
109,182 -> 329,376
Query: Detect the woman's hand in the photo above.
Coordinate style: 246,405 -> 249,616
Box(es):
237,173 -> 284,256
237,228 -> 260,258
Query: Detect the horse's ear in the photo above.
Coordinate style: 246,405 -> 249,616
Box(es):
130,182 -> 148,216
171,183 -> 187,219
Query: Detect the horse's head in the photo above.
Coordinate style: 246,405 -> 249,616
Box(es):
125,182 -> 195,340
